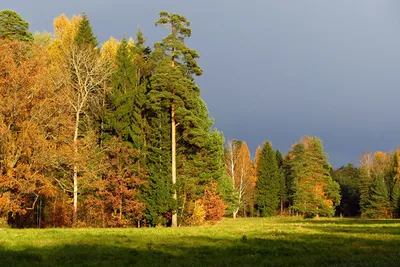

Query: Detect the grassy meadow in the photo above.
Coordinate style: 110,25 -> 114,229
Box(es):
1,217 -> 400,266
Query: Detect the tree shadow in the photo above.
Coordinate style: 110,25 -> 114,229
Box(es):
0,244 -> 172,267
302,225 -> 400,236
272,218 -> 400,226
2,231 -> 400,267
304,219 -> 400,225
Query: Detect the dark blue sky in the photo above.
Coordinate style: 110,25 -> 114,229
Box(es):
5,0 -> 400,167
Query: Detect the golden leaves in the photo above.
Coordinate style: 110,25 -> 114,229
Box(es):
101,36 -> 120,67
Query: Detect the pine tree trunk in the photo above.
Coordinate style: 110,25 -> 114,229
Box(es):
171,97 -> 178,228
171,42 -> 178,227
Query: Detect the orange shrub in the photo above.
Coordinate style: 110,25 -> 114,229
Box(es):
199,182 -> 227,223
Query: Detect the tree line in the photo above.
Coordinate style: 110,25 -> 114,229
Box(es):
0,10 -> 397,228
226,138 -> 400,220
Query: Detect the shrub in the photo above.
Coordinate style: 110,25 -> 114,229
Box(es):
189,200 -> 206,226
200,182 -> 227,223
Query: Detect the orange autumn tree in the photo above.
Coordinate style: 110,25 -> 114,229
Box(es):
0,40 -> 62,225
84,138 -> 147,227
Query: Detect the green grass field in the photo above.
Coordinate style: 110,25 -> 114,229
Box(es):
1,217 -> 400,267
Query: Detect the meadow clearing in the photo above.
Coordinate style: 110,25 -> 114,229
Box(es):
1,217 -> 400,267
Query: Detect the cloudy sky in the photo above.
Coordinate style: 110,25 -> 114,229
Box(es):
5,0 -> 400,167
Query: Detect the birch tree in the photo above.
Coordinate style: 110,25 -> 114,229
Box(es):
225,140 -> 255,218
49,14 -> 112,224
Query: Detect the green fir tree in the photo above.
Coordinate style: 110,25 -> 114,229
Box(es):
333,164 -> 361,217
255,142 -> 280,216
276,150 -> 286,215
103,36 -> 136,143
388,153 -> 400,218
364,175 -> 390,218
359,166 -> 373,217
75,13 -> 98,48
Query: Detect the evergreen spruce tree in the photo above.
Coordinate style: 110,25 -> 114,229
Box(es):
276,150 -> 283,168
103,36 -> 135,143
75,13 -> 98,48
364,175 -> 390,218
389,153 -> 400,218
285,143 -> 305,211
0,10 -> 33,42
391,181 -> 400,218
102,33 -> 151,148
255,142 -> 280,216
333,164 -> 361,217
290,137 -> 340,218
276,150 -> 286,215
359,166 -> 372,216
130,29 -> 152,152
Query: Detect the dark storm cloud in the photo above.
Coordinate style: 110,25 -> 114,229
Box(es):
5,0 -> 400,167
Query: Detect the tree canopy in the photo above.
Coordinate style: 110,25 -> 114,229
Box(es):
0,10 -> 33,42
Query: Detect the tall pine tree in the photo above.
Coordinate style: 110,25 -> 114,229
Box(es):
143,12 -> 223,226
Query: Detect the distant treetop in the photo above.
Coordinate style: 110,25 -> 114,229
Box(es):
0,10 -> 33,42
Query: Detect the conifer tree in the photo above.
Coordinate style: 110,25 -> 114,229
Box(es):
103,36 -> 135,143
359,166 -> 373,217
333,164 -> 361,217
0,10 -> 33,42
276,150 -> 286,215
290,137 -> 340,218
143,107 -> 174,226
391,181 -> 400,218
255,142 -> 280,216
149,11 -> 206,227
388,153 -> 400,217
364,175 -> 390,218
129,29 -> 152,152
75,13 -> 98,48
284,143 -> 305,210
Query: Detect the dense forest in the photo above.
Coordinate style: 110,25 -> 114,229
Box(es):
1,10 -> 399,228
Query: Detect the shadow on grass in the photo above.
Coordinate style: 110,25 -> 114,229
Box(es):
303,219 -> 400,225
2,232 -> 400,267
272,218 -> 400,226
268,218 -> 400,236
302,225 -> 400,236
0,244 -> 170,267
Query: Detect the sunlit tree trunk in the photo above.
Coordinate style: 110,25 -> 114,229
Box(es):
73,111 -> 80,224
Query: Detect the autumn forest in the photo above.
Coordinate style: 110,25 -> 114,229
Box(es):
1,10 -> 399,230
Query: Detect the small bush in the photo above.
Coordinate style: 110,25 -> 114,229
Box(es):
189,201 -> 206,226
200,182 -> 227,223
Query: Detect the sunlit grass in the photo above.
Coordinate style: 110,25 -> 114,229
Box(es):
1,217 -> 400,266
